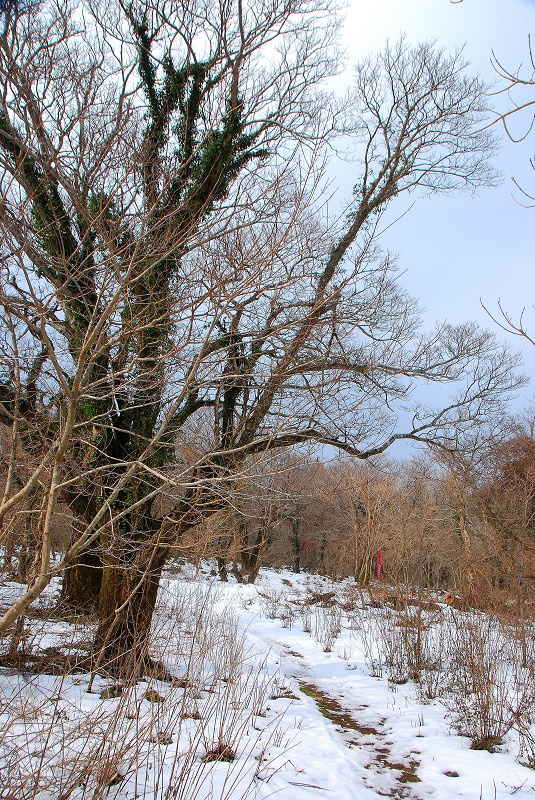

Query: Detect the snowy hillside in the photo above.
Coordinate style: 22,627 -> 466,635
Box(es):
1,566 -> 534,800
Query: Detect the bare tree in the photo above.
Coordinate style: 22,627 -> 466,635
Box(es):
479,431 -> 535,608
483,301 -> 535,349
0,1 -> 519,676
488,37 -> 535,205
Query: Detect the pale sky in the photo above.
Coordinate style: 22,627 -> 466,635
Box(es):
337,0 -> 535,419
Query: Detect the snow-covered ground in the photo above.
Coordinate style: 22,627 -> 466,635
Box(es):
1,565 -> 535,799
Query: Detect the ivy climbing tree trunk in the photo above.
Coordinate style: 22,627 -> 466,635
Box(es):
0,0 -> 519,677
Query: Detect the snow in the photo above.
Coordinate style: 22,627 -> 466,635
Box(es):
1,565 -> 535,799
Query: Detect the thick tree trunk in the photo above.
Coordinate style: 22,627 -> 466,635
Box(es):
61,547 -> 102,610
60,497 -> 103,610
93,547 -> 167,677
90,479 -> 227,677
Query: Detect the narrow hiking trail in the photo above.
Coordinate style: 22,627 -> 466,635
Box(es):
225,570 -> 535,800
3,568 -> 535,800
285,645 -> 424,799
239,615 -> 429,799
298,679 -> 421,798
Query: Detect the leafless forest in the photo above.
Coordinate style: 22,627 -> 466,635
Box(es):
0,0 -> 533,684
1,1 -> 535,797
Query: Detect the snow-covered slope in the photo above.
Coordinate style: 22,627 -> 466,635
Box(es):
1,566 -> 534,799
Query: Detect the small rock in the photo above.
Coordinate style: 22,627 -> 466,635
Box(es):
172,676 -> 192,689
100,684 -> 124,700
151,731 -> 173,745
143,688 -> 164,703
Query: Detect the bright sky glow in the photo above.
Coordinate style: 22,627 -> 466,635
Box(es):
337,0 -> 535,416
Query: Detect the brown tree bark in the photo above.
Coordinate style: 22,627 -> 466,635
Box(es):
93,545 -> 167,677
61,547 -> 102,611
292,517 -> 301,574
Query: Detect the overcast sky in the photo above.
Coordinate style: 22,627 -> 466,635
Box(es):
336,0 -> 535,421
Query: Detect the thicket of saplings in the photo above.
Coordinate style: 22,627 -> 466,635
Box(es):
181,432 -> 535,608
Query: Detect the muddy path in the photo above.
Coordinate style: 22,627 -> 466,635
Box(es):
298,681 -> 422,799
279,643 -> 423,799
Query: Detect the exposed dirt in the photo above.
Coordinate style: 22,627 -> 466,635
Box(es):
298,680 -> 422,799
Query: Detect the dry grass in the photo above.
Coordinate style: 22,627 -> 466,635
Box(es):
0,577 -> 284,800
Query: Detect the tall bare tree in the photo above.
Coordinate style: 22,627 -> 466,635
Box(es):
0,1 -> 520,675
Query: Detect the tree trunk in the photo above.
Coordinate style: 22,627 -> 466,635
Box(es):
60,497 -> 103,610
217,557 -> 228,581
93,547 -> 167,677
320,530 -> 327,573
2,531 -> 15,576
292,517 -> 301,573
91,488 -> 226,677
16,488 -> 41,583
247,525 -> 269,584
61,547 -> 102,610
231,520 -> 248,582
